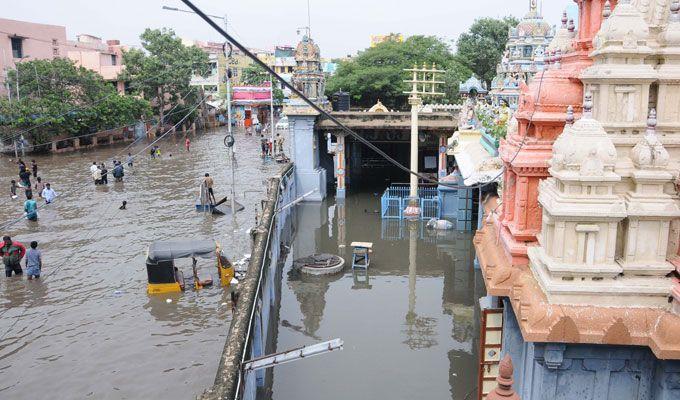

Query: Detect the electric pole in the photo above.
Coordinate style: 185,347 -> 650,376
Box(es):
402,63 -> 444,219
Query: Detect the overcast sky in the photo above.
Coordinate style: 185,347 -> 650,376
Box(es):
6,0 -> 575,58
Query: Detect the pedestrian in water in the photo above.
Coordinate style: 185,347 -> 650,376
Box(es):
10,180 -> 17,199
127,152 -> 134,167
90,161 -> 98,174
24,193 -> 38,221
260,134 -> 267,157
35,176 -> 45,198
31,159 -> 38,178
155,147 -> 161,158
41,183 -> 57,204
1,236 -> 26,277
150,146 -> 156,159
100,163 -> 108,185
25,241 -> 42,280
119,200 -> 127,210
112,161 -> 124,182
203,173 -> 216,204
276,133 -> 284,154
92,165 -> 102,185
185,137 -> 191,152
17,159 -> 26,174
19,168 -> 31,188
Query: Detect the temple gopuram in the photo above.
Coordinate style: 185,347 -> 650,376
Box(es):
489,0 -> 555,109
475,1 -> 680,398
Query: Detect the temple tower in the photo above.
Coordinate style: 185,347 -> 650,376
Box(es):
497,1 -> 612,266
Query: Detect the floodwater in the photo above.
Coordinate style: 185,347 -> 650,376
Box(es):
0,128 -> 280,399
266,194 -> 486,400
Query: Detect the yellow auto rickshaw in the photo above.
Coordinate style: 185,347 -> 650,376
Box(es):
145,239 -> 234,294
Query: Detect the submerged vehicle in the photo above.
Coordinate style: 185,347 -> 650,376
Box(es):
145,239 -> 234,294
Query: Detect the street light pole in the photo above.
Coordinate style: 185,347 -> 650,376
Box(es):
270,74 -> 275,151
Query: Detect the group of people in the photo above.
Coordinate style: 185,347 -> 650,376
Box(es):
1,236 -> 42,279
259,133 -> 285,158
10,159 -> 57,221
91,159 -> 127,185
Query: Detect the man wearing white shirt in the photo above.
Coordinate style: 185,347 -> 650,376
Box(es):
90,162 -> 98,174
41,183 -> 57,204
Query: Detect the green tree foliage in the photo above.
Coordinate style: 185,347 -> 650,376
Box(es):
240,64 -> 284,104
326,36 -> 472,110
121,28 -> 210,130
456,17 -> 519,86
0,58 -> 151,145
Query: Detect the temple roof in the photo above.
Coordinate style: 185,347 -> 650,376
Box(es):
459,75 -> 488,95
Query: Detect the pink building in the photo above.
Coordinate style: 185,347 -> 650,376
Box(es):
0,18 -> 126,96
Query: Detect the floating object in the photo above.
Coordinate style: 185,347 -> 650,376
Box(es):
11,195 -> 17,199
294,254 -> 345,275
145,239 -> 234,295
166,298 -> 173,303
426,218 -> 454,230
351,242 -> 373,270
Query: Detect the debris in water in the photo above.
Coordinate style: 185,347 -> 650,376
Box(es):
294,254 -> 345,275
166,298 -> 173,303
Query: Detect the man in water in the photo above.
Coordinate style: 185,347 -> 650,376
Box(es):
34,176 -> 45,198
10,180 -> 17,199
185,137 -> 191,152
31,159 -> 38,178
41,183 -> 57,204
260,134 -> 268,157
25,241 -> 42,280
90,161 -> 99,175
127,153 -> 134,167
1,236 -> 26,277
24,193 -> 38,221
203,173 -> 216,204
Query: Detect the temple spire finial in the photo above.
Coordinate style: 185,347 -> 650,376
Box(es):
487,355 -> 520,400
603,0 -> 612,18
671,0 -> 680,22
561,10 -> 568,28
530,0 -> 537,12
583,92 -> 594,118
566,105 -> 575,126
647,108 -> 658,136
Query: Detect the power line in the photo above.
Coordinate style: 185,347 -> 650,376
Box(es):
0,93 -> 210,231
178,0 -> 549,192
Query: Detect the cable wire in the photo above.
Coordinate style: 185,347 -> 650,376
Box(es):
178,0 -> 549,192
0,93 -> 210,231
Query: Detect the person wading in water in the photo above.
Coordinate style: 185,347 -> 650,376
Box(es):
1,236 -> 26,277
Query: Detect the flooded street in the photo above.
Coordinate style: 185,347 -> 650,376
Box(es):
0,128 -> 280,399
267,194 -> 486,400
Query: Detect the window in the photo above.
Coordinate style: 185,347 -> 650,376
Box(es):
523,46 -> 532,58
53,47 -> 59,56
11,37 -> 23,59
111,55 -> 117,66
52,39 -> 58,46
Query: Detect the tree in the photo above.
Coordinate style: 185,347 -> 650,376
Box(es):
0,58 -> 151,145
240,64 -> 285,104
325,36 -> 471,110
121,28 -> 210,132
456,17 -> 519,87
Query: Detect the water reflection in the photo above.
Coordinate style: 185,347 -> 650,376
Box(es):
0,128 -> 279,399
268,193 -> 485,400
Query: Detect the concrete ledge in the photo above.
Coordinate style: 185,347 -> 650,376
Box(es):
474,196 -> 680,360
199,163 -> 293,400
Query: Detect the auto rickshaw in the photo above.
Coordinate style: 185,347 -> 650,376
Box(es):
145,239 -> 234,294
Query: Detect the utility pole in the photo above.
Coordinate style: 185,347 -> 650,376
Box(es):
402,63 -> 444,219
270,74 -> 275,150
222,18 -> 237,219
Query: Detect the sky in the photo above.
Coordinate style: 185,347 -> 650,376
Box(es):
5,0 -> 575,58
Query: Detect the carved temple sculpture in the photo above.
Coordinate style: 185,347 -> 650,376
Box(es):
497,0 -> 613,266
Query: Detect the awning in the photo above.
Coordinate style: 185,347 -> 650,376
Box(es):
451,130 -> 503,186
147,240 -> 217,262
206,100 -> 225,109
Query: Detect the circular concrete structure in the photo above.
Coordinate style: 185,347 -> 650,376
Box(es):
295,254 -> 345,275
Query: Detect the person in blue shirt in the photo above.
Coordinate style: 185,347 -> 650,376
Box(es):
24,193 -> 38,221
25,241 -> 42,280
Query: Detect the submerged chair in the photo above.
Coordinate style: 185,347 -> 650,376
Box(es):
351,242 -> 373,269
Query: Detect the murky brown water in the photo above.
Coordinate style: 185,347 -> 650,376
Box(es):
266,195 -> 486,400
0,128 -> 280,399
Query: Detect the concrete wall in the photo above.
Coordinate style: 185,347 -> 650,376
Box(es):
501,298 -> 680,400
290,113 -> 326,201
